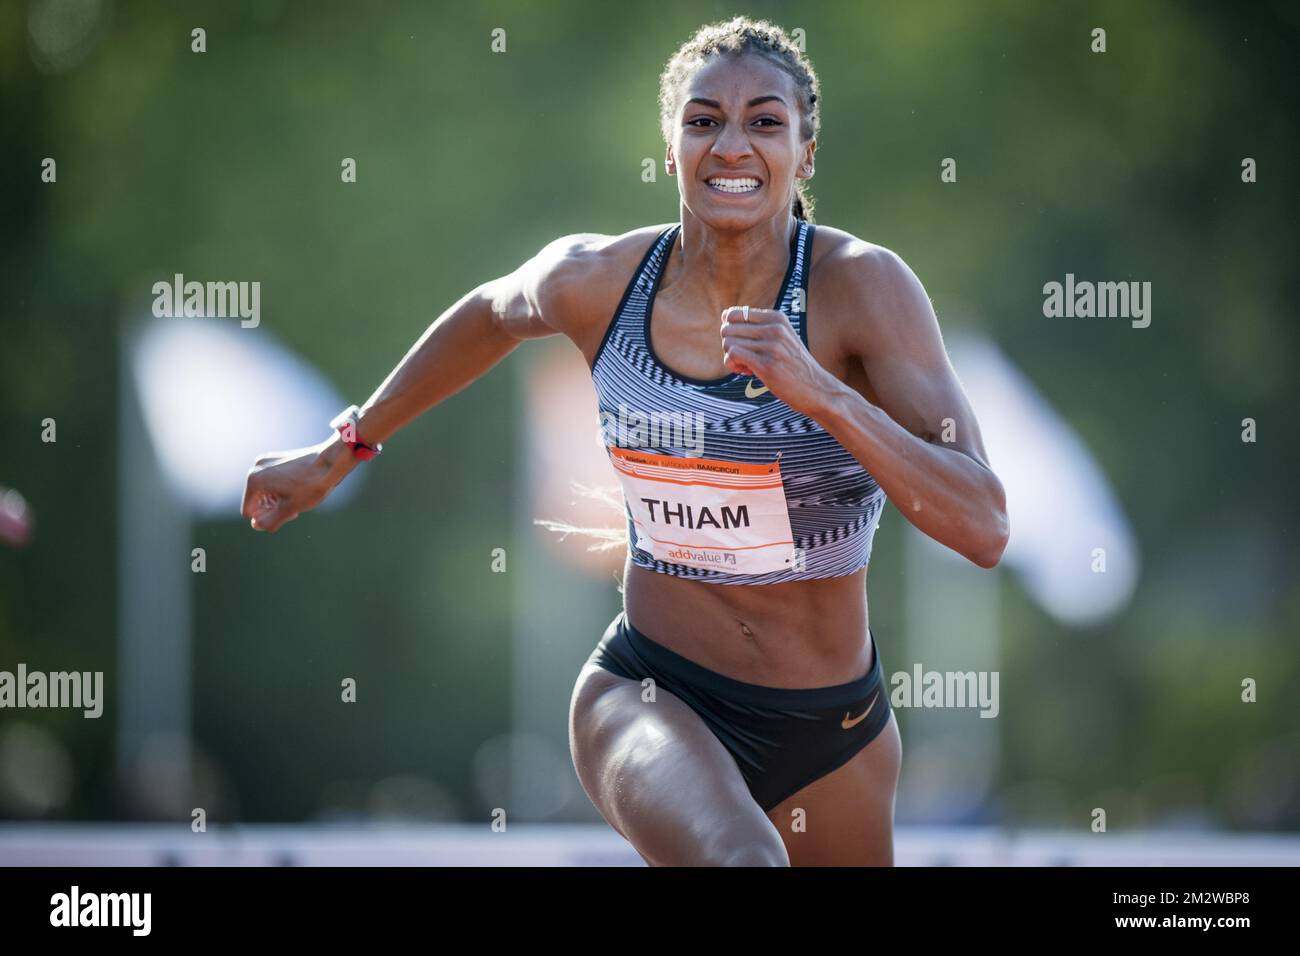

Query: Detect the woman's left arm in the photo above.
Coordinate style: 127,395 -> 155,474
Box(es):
808,246 -> 1008,568
717,242 -> 1009,568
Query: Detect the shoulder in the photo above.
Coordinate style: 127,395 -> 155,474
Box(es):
809,224 -> 936,351
484,224 -> 674,351
810,224 -> 924,303
525,224 -> 675,336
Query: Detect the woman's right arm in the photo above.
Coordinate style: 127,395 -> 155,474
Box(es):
241,233 -> 605,532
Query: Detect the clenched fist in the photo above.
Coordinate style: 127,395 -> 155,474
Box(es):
241,441 -> 343,533
719,306 -> 835,416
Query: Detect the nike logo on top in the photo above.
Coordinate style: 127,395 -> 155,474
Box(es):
841,694 -> 878,730
744,379 -> 770,398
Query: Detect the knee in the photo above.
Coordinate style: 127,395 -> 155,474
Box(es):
693,826 -> 790,867
717,841 -> 790,867
636,815 -> 790,866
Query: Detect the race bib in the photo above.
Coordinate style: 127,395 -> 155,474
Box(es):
607,446 -> 795,575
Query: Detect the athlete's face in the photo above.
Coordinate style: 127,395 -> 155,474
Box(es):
666,54 -> 814,230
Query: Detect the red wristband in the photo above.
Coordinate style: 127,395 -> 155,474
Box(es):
329,405 -> 382,461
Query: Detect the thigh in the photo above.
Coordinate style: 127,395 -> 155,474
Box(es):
765,709 -> 903,866
569,663 -> 789,866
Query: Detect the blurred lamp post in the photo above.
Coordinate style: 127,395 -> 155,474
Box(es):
117,315 -> 357,816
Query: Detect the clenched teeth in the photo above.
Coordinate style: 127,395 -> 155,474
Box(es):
707,177 -> 761,193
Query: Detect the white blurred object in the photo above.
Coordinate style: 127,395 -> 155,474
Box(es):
118,314 -> 358,808
128,315 -> 360,518
27,0 -> 108,75
946,330 -> 1139,625
0,722 -> 73,815
0,487 -> 34,547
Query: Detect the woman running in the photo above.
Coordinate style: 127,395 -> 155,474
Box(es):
242,17 -> 1008,866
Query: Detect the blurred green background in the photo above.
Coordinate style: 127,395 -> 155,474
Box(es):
1,0 -> 1297,830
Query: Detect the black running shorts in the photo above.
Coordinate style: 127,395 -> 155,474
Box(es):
586,610 -> 892,812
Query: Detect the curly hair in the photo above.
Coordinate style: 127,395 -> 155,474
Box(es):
657,16 -> 821,222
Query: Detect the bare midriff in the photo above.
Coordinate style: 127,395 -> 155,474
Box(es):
622,556 -> 874,689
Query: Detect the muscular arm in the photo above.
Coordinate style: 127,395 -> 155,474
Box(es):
808,246 -> 1009,568
313,234 -> 600,487
244,229 -> 630,532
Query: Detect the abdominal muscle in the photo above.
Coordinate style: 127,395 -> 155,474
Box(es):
622,555 -> 875,689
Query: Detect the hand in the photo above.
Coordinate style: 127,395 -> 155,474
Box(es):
719,306 -> 837,416
241,440 -> 341,533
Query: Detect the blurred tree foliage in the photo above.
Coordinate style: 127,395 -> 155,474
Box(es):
1,0 -> 1296,828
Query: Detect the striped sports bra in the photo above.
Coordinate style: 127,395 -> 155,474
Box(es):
590,220 -> 886,585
